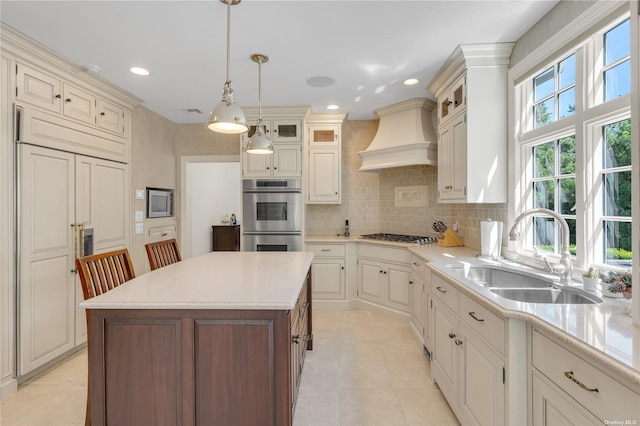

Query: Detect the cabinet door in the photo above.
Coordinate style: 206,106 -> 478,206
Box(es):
62,83 -> 96,125
532,373 -> 600,426
308,148 -> 340,203
438,113 -> 467,201
386,264 -> 411,312
410,274 -> 425,332
358,259 -> 384,304
311,258 -> 346,300
273,120 -> 301,142
424,287 -> 432,351
19,144 -> 76,375
273,144 -> 302,177
147,225 -> 177,243
431,298 -> 458,407
97,99 -> 126,136
309,124 -> 340,147
16,62 -> 62,113
242,149 -> 272,178
242,121 -> 273,144
459,323 -> 505,426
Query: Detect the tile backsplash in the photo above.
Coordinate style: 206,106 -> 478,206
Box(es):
306,120 -> 507,251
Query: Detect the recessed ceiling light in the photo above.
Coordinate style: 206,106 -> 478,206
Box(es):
306,76 -> 336,88
403,78 -> 420,86
326,104 -> 340,110
130,67 -> 150,76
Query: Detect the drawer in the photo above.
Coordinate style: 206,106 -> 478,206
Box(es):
431,273 -> 459,313
459,293 -> 505,354
410,255 -> 427,281
358,243 -> 410,264
307,243 -> 346,257
532,330 -> 640,422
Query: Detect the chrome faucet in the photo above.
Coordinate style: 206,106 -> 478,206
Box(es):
509,208 -> 573,285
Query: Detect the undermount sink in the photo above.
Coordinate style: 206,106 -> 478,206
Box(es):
451,265 -> 554,289
490,288 -> 602,304
450,264 -> 603,305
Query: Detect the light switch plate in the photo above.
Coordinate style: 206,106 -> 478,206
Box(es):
135,210 -> 144,222
135,223 -> 144,235
135,189 -> 144,200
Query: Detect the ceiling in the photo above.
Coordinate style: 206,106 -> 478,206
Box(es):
0,0 -> 558,122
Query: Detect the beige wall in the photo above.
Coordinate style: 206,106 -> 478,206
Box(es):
306,120 -> 507,250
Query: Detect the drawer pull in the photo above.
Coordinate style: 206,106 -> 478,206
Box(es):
321,249 -> 331,252
436,286 -> 447,294
468,312 -> 484,322
413,262 -> 421,266
564,371 -> 599,393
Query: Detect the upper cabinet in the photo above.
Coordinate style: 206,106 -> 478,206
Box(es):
428,43 -> 513,203
240,107 -> 307,179
305,113 -> 346,204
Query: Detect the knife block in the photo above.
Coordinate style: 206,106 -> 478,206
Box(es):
437,229 -> 464,247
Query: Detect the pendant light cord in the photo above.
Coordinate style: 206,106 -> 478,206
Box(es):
258,59 -> 263,119
225,2 -> 231,83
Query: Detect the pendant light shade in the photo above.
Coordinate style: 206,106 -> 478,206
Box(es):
206,0 -> 248,134
246,54 -> 274,154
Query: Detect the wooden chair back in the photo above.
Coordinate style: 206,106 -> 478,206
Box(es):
76,248 -> 136,300
75,248 -> 135,425
145,238 -> 182,271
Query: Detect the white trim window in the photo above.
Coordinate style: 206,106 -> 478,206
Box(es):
513,13 -> 631,270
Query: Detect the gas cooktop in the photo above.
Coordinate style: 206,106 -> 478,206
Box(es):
360,233 -> 437,244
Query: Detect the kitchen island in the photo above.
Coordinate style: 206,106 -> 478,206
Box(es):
80,251 -> 314,426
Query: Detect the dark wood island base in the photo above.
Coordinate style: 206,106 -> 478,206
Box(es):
87,273 -> 312,425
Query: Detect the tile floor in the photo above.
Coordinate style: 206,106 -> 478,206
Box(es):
0,310 -> 458,426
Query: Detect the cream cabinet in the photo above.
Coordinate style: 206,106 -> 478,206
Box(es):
409,255 -> 430,350
430,271 -> 508,426
241,119 -> 302,144
147,223 -> 177,243
531,329 -> 640,425
306,243 -> 346,300
357,244 -> 411,313
305,114 -> 346,204
427,43 -> 513,203
242,143 -> 302,178
16,62 -> 129,137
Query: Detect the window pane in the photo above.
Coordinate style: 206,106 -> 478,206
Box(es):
558,87 -> 575,119
534,180 -> 555,210
604,119 -> 631,168
533,217 -> 555,252
605,19 -> 630,65
534,98 -> 554,128
604,59 -> 631,101
558,54 -> 575,89
533,142 -> 554,177
559,177 -> 575,215
603,221 -> 632,267
534,67 -> 554,102
559,136 -> 576,174
603,171 -> 632,217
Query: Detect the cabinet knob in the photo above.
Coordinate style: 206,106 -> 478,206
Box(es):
455,339 -> 462,346
65,98 -> 72,103
266,166 -> 270,170
446,101 -> 453,106
55,94 -> 61,99
448,332 -> 456,339
100,112 -> 105,116
409,280 -> 414,285
292,335 -> 301,344
274,166 -> 277,170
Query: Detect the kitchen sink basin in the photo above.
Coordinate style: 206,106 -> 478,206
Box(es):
489,288 -> 603,304
451,265 -> 554,289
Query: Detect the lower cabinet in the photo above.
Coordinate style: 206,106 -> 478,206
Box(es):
87,273 -> 312,426
530,328 -> 640,425
409,254 -> 431,351
306,243 -> 346,301
430,271 -> 507,426
357,244 -> 411,313
211,225 -> 240,251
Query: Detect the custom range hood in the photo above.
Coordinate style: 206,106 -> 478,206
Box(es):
358,98 -> 437,172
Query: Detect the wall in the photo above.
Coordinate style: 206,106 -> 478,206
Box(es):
306,120 -> 507,250
130,106 -> 177,273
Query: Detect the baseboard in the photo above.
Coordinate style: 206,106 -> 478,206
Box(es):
0,377 -> 18,400
312,300 -> 355,311
408,321 -> 425,349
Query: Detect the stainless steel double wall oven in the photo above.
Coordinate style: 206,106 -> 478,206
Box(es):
242,179 -> 302,251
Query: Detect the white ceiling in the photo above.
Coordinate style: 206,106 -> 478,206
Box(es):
0,0 -> 558,122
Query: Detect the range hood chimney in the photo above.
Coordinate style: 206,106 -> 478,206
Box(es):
358,98 -> 437,172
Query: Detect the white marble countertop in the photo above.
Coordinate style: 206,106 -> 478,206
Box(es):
80,251 -> 314,310
424,255 -> 640,387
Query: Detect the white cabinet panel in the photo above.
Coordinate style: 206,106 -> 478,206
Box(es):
16,62 -> 61,113
386,265 -> 411,311
97,99 -> 126,136
358,259 -> 384,304
308,149 -> 340,203
311,259 -> 345,299
431,297 -> 458,407
532,373 -> 600,426
63,84 -> 95,125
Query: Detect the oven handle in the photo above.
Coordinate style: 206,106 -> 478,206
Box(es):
242,189 -> 302,194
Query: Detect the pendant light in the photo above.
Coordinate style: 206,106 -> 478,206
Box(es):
206,0 -> 248,134
245,54 -> 274,154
